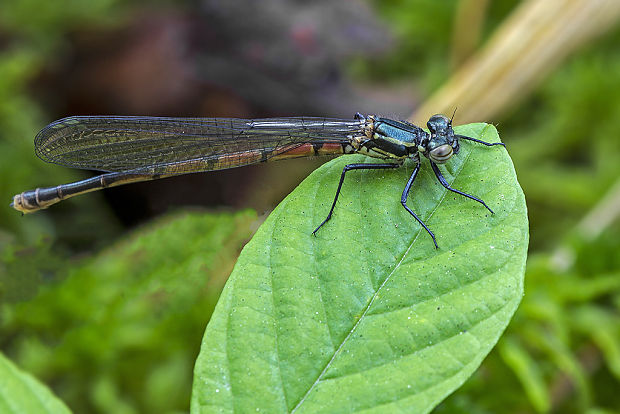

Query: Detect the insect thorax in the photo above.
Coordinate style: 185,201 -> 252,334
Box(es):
347,115 -> 425,161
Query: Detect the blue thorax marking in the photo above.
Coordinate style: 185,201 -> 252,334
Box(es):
375,117 -> 426,145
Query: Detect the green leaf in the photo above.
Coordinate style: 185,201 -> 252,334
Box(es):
0,352 -> 71,414
3,210 -> 257,414
191,123 -> 528,413
498,336 -> 550,412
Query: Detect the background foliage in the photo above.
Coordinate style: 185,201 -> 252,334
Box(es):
0,0 -> 619,413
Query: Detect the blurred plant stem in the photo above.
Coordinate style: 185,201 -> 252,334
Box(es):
413,0 -> 620,124
552,177 -> 620,271
450,0 -> 490,68
575,177 -> 620,242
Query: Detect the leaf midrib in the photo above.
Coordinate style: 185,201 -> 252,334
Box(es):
290,141 -> 480,412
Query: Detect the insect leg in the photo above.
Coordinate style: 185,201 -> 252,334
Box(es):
430,162 -> 494,214
455,135 -> 505,147
401,161 -> 438,249
313,163 -> 401,235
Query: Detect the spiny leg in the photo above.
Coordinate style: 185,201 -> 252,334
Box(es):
456,134 -> 505,147
401,161 -> 438,249
430,162 -> 494,214
313,163 -> 401,235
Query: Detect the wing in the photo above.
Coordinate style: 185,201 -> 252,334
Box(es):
34,116 -> 363,174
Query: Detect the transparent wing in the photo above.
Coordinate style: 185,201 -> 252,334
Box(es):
34,116 -> 363,174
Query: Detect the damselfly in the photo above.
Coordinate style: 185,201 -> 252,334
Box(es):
11,113 -> 504,247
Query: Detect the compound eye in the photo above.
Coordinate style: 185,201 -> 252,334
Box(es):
429,144 -> 453,163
